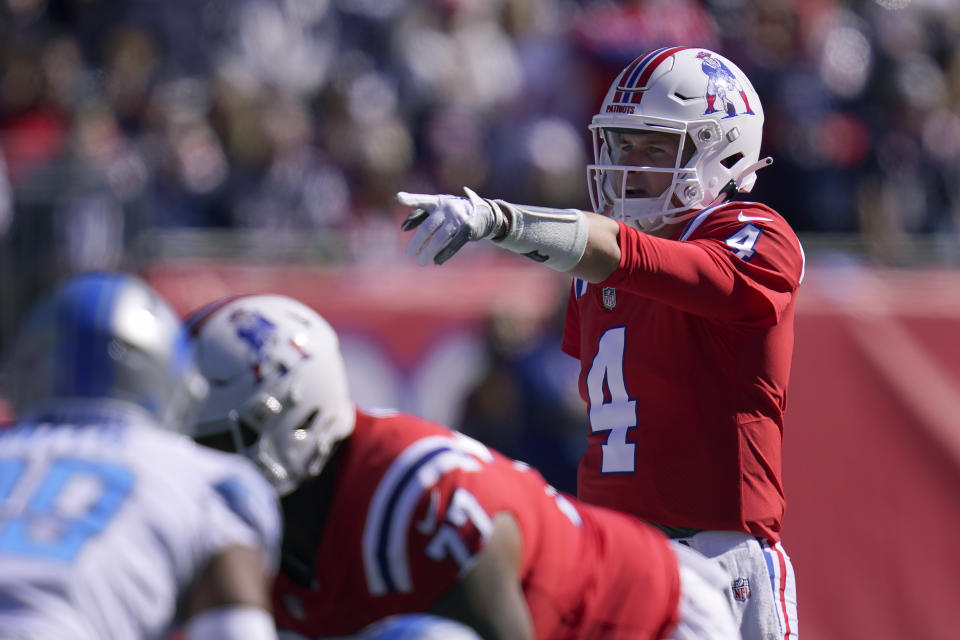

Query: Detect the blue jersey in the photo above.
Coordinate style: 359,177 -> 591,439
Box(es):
0,402 -> 281,640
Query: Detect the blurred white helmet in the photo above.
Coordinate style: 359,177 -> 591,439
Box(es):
3,272 -> 208,431
188,295 -> 355,496
587,47 -> 771,232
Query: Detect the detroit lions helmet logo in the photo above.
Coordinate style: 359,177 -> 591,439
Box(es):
697,51 -> 755,118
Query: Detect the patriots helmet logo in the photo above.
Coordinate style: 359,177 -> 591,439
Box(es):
228,308 -> 309,383
697,51 -> 755,118
230,309 -> 276,353
229,308 -> 279,382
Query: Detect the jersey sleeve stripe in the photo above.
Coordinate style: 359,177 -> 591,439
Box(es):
574,278 -> 588,299
678,204 -> 723,241
376,446 -> 448,593
797,238 -> 806,285
363,436 -> 484,596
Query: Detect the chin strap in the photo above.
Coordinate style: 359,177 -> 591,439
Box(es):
717,156 -> 773,202
736,156 -> 773,187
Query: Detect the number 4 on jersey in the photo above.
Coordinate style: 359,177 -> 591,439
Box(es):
586,328 -> 637,473
725,223 -> 761,260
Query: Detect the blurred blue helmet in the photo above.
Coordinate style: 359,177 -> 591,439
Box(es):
3,272 -> 208,431
351,615 -> 483,640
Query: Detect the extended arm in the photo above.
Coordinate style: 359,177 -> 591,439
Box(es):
398,189 -> 801,322
398,188 -> 620,283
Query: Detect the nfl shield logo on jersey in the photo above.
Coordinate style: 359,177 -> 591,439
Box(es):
733,577 -> 751,602
602,287 -> 617,310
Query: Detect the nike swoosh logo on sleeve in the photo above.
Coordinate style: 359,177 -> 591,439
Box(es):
738,212 -> 773,223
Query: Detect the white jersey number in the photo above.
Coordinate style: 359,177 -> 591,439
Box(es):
0,457 -> 134,562
586,327 -> 637,473
725,224 -> 761,260
424,488 -> 493,572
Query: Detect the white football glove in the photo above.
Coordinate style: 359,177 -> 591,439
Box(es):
398,187 -> 507,266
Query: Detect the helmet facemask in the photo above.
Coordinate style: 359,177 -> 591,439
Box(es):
588,118 -> 727,232
195,378 -> 331,496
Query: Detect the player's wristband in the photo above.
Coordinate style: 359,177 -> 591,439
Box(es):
486,200 -> 589,272
185,606 -> 278,640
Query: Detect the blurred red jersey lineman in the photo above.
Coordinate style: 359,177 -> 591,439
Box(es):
186,294 -> 740,639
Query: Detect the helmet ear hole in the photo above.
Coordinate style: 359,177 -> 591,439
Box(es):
295,409 -> 319,433
195,430 -> 240,453
720,153 -> 744,169
236,417 -> 261,448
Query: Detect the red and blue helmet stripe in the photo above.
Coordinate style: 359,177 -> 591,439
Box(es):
613,46 -> 695,104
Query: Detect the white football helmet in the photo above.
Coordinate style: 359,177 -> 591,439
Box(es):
587,47 -> 771,232
188,295 -> 355,496
3,272 -> 208,432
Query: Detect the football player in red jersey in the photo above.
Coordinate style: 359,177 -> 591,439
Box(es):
398,47 -> 800,640
187,294 -> 739,640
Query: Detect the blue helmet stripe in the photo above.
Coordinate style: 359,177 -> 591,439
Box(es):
169,326 -> 194,383
82,275 -> 122,397
625,47 -> 668,89
99,276 -> 125,394
53,278 -> 85,396
55,274 -> 123,398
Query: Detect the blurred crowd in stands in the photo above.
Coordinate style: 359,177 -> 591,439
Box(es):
2,0 -> 960,305
1,0 -> 959,483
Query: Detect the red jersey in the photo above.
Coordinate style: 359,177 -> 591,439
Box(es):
273,409 -> 680,640
562,202 -> 804,542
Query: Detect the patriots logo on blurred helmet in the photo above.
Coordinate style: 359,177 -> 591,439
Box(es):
229,308 -> 310,382
230,309 -> 276,351
697,51 -> 755,118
